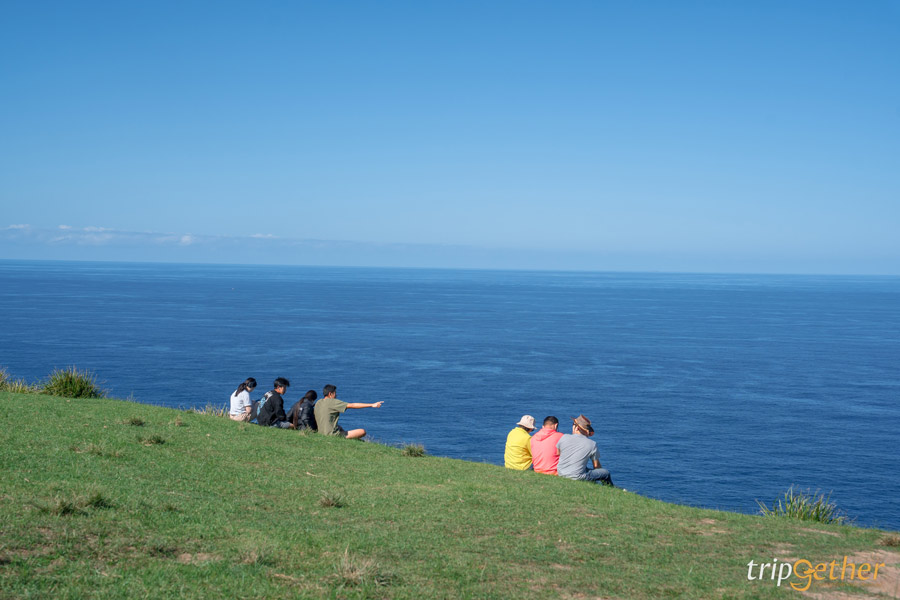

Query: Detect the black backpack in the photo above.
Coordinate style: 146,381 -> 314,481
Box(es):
256,391 -> 275,426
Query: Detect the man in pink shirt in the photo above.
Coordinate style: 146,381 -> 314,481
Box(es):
530,416 -> 564,474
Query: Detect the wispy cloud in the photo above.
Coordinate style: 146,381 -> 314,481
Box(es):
0,224 -> 323,249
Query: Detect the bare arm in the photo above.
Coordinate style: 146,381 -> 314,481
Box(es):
346,402 -> 383,409
592,458 -> 602,469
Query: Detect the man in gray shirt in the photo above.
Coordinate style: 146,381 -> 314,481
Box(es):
555,414 -> 614,486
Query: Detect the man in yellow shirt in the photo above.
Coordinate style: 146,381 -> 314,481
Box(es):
504,415 -> 535,470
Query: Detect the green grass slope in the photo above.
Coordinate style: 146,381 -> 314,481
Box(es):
0,392 -> 897,599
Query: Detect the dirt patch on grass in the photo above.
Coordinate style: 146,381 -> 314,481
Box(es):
176,552 -> 220,564
799,527 -> 842,538
696,528 -> 730,536
848,550 -> 900,598
771,543 -> 799,562
800,549 -> 900,600
1,545 -> 54,560
804,592 -> 878,600
687,519 -> 730,536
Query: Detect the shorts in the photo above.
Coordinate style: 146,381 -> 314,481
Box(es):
335,426 -> 348,438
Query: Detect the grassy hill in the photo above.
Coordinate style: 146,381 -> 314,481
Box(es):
0,391 -> 897,599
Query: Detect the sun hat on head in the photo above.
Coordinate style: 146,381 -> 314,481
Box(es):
516,415 -> 536,429
572,414 -> 592,433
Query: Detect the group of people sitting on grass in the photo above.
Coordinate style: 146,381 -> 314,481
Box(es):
227,377 -> 383,439
504,414 -> 615,486
228,377 -> 613,485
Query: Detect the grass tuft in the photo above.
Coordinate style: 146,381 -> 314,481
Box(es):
138,434 -> 166,446
71,443 -> 99,455
172,416 -> 185,427
148,543 -> 177,557
42,366 -> 104,398
319,491 -> 346,508
85,492 -> 114,510
401,443 -> 426,457
189,403 -> 228,417
37,492 -> 114,516
756,487 -> 847,524
69,443 -> 121,457
52,499 -> 84,516
0,368 -> 38,393
239,548 -> 277,566
123,416 -> 145,426
879,534 -> 900,547
334,548 -> 377,587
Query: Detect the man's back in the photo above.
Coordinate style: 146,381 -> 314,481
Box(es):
314,396 -> 348,435
257,391 -> 284,426
555,433 -> 597,480
504,427 -> 532,470
531,428 -> 564,474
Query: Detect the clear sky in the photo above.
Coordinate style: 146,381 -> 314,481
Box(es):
1,1 -> 898,274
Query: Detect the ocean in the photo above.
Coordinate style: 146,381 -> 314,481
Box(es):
1,260 -> 898,530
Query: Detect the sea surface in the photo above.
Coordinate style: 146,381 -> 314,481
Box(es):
1,260 -> 898,530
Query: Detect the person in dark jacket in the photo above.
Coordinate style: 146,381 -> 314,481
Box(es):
257,377 -> 294,429
287,390 -> 318,431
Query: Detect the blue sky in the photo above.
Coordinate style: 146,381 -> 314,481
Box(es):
1,1 -> 898,273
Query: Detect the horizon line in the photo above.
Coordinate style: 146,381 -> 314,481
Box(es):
1,256 -> 898,279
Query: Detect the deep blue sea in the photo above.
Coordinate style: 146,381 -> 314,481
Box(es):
1,260 -> 898,530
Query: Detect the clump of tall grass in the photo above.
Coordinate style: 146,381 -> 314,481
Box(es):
138,434 -> 166,446
334,548 -> 376,587
401,443 -> 426,457
189,403 -> 228,417
0,368 -> 38,393
319,490 -> 346,508
756,487 -> 847,524
42,366 -> 104,398
37,492 -> 114,516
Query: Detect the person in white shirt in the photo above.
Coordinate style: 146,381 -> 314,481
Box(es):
229,377 -> 258,422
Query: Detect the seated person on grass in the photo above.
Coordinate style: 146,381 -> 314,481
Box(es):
228,377 -> 258,422
257,377 -> 295,429
530,415 -> 564,474
555,414 -> 614,486
504,415 -> 535,470
287,390 -> 318,431
313,384 -> 383,439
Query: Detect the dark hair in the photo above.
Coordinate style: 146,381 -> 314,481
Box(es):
543,416 -> 559,426
234,377 -> 257,395
323,384 -> 336,397
274,377 -> 291,389
301,390 -> 317,403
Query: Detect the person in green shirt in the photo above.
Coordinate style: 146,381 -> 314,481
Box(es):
313,384 -> 384,439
